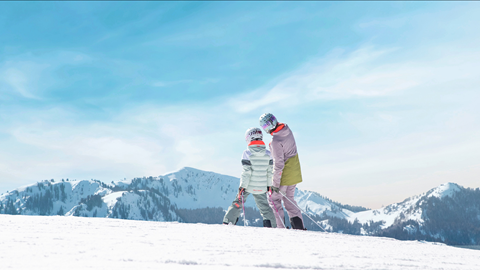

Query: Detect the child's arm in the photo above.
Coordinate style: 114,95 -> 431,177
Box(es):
239,150 -> 252,189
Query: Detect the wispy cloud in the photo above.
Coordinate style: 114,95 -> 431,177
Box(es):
228,47 -> 403,112
2,68 -> 37,99
229,45 -> 480,113
0,51 -> 94,100
0,61 -> 48,99
1,102 -> 244,185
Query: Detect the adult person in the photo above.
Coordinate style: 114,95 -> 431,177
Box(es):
259,113 -> 305,230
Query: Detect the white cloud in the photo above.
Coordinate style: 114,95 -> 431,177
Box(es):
229,46 -> 480,114
0,51 -> 94,100
1,63 -> 46,99
0,102 -> 247,192
3,68 -> 34,99
9,123 -> 166,176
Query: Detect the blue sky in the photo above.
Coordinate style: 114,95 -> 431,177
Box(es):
1,2 -> 480,208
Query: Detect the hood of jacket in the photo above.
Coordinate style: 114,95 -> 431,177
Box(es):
248,140 -> 267,154
272,123 -> 291,139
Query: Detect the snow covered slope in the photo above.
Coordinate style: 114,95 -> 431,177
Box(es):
1,214 -> 479,270
295,189 -> 354,219
114,167 -> 257,209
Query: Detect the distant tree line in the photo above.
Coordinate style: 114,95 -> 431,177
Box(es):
315,192 -> 370,213
110,190 -> 179,222
80,195 -> 104,211
25,190 -> 54,215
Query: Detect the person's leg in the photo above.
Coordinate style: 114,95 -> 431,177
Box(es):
268,187 -> 286,228
281,185 -> 305,230
223,192 -> 249,224
253,193 -> 277,228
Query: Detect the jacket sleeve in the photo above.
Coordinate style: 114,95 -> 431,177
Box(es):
270,141 -> 284,188
239,150 -> 252,189
267,150 -> 273,187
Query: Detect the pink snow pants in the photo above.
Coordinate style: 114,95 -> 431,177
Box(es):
268,185 -> 303,229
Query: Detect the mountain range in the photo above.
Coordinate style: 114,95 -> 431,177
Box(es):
1,167 -> 479,245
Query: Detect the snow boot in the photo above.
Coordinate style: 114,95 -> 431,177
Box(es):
223,217 -> 239,225
290,217 -> 306,230
263,220 -> 272,227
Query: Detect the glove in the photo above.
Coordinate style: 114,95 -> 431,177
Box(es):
238,187 -> 245,199
269,186 -> 279,194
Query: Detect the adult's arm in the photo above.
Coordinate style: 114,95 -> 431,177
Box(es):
270,141 -> 285,188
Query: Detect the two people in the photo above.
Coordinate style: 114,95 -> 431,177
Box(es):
223,113 -> 305,230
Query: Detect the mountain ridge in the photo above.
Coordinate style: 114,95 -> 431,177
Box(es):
1,167 -> 479,245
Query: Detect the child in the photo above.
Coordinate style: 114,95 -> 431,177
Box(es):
223,127 -> 277,228
259,113 -> 305,230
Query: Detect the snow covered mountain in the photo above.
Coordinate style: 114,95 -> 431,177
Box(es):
321,182 -> 480,245
0,167 -> 359,225
1,167 -> 479,245
348,183 -> 462,229
371,183 -> 480,245
0,167 -> 237,223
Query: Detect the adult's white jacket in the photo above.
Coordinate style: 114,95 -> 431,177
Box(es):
239,140 -> 273,194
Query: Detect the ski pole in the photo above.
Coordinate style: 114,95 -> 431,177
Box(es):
268,191 -> 286,228
241,192 -> 246,226
279,191 -> 326,232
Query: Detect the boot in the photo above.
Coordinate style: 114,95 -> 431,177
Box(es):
263,220 -> 272,227
290,216 -> 306,230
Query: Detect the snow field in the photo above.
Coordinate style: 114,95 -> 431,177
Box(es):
0,214 -> 479,269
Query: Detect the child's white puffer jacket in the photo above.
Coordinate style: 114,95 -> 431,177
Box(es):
239,140 -> 273,194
